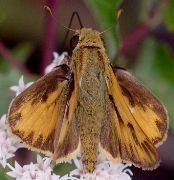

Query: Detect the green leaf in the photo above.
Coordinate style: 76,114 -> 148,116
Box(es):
154,44 -> 174,86
53,162 -> 76,176
164,0 -> 174,29
85,0 -> 122,57
134,38 -> 174,128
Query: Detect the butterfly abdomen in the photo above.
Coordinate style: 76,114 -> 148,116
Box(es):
76,79 -> 106,172
73,47 -> 108,172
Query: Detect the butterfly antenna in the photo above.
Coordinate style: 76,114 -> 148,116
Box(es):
100,8 -> 123,35
63,26 -> 76,32
67,11 -> 83,29
63,11 -> 83,48
100,26 -> 114,35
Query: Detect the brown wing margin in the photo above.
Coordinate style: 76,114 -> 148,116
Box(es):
7,65 -> 79,159
100,93 -> 160,170
114,67 -> 168,146
100,66 -> 168,170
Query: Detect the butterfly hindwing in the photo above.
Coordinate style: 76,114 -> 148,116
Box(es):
100,95 -> 160,169
53,87 -> 80,161
114,67 -> 168,146
100,66 -> 168,170
8,66 -> 79,158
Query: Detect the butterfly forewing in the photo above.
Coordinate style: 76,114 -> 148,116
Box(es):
8,66 -> 79,157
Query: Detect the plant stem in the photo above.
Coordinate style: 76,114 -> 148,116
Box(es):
117,23 -> 150,56
41,0 -> 57,75
0,42 -> 30,75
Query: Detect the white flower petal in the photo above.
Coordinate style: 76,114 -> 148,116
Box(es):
53,51 -> 59,60
73,156 -> 83,170
69,155 -> 133,180
7,159 -> 60,180
9,76 -> 34,96
15,161 -> 23,171
7,171 -> 19,178
37,155 -> 43,164
0,114 -> 6,129
18,76 -> 25,90
0,115 -> 22,167
51,173 -> 60,180
6,153 -> 15,159
10,86 -> 19,92
44,51 -> 69,74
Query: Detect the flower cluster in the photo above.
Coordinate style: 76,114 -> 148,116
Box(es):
63,155 -> 132,180
0,114 -> 22,168
45,52 -> 69,74
0,52 -> 133,180
10,76 -> 33,96
7,155 -> 59,180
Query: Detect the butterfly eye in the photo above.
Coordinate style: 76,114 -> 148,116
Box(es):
70,35 -> 79,50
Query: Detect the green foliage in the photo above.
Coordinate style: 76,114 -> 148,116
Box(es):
134,39 -> 174,128
0,69 -> 22,116
0,169 -> 8,180
85,0 -> 122,57
0,42 -> 35,116
154,44 -> 174,85
164,0 -> 174,29
12,42 -> 33,63
0,42 -> 33,72
53,162 -> 76,176
86,0 -> 174,129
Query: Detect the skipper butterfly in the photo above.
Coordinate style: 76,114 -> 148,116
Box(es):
8,28 -> 168,173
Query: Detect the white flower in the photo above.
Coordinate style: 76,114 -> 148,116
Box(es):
62,155 -> 133,180
36,155 -> 53,174
45,52 -> 69,74
7,155 -> 60,180
0,114 -> 6,130
0,115 -> 22,168
10,76 -> 33,96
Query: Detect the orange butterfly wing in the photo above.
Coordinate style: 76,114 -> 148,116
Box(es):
8,66 -> 79,160
100,67 -> 168,169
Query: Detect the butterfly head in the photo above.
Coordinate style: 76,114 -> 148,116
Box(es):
70,28 -> 105,50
